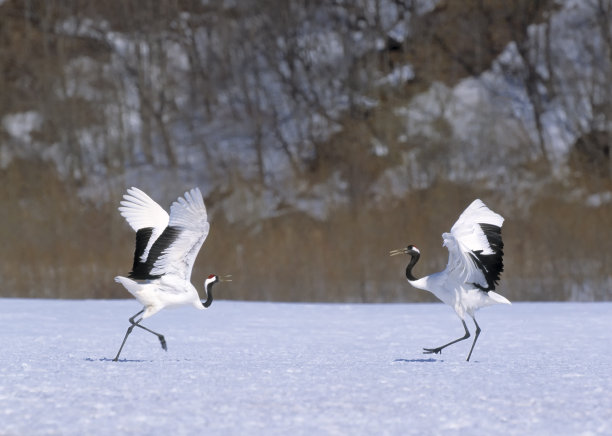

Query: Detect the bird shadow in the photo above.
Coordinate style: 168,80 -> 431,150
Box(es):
393,358 -> 441,363
85,357 -> 149,363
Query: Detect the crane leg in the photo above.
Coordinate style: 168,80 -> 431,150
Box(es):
133,322 -> 167,351
112,309 -> 166,361
423,319 -> 470,356
465,316 -> 481,362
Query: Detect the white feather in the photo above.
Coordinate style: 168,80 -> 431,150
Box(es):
118,187 -> 169,262
149,187 -> 210,281
443,199 -> 504,288
118,187 -> 169,231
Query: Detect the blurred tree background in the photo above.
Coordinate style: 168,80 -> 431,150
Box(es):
0,0 -> 610,302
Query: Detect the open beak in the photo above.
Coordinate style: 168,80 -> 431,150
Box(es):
389,248 -> 408,257
220,275 -> 232,282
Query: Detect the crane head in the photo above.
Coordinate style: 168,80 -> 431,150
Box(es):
205,274 -> 232,285
389,245 -> 420,257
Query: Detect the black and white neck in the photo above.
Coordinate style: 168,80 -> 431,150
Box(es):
405,248 -> 420,282
402,245 -> 421,282
201,275 -> 219,308
400,245 -> 431,292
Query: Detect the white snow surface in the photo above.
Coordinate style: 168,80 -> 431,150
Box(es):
1,299 -> 611,435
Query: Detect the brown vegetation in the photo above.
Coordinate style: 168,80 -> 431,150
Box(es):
0,0 -> 610,301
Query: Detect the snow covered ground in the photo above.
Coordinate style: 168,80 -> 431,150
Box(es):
1,299 -> 610,435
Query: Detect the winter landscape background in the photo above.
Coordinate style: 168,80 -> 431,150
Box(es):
1,0 -> 610,302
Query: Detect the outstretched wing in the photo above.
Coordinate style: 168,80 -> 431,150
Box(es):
442,199 -> 504,291
118,187 -> 169,276
146,188 -> 210,281
118,187 -> 169,233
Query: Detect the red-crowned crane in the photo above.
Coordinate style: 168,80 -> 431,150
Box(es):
113,187 -> 230,361
390,199 -> 510,361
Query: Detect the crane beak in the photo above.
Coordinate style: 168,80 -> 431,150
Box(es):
389,248 -> 408,257
220,275 -> 232,282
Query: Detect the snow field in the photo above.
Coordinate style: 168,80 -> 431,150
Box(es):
1,299 -> 611,435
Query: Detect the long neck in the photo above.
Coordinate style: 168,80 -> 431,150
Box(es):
405,252 -> 420,282
202,281 -> 215,308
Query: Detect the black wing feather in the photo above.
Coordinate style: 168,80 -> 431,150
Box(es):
128,226 -> 182,280
469,223 -> 504,292
128,227 -> 153,279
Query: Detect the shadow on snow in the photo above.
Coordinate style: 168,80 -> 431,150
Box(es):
393,358 -> 442,363
85,357 -> 150,363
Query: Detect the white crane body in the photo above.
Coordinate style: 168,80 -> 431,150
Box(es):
114,275 -> 205,319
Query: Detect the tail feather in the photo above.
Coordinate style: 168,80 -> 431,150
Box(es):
488,291 -> 511,305
114,276 -> 141,298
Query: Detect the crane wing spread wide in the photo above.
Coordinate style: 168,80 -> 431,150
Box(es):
149,188 -> 210,281
444,200 -> 505,291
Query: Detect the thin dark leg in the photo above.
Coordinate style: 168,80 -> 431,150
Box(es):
112,309 -> 166,361
466,317 -> 481,362
423,319 -> 470,355
113,310 -> 143,361
129,309 -> 144,325
133,323 -> 166,351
